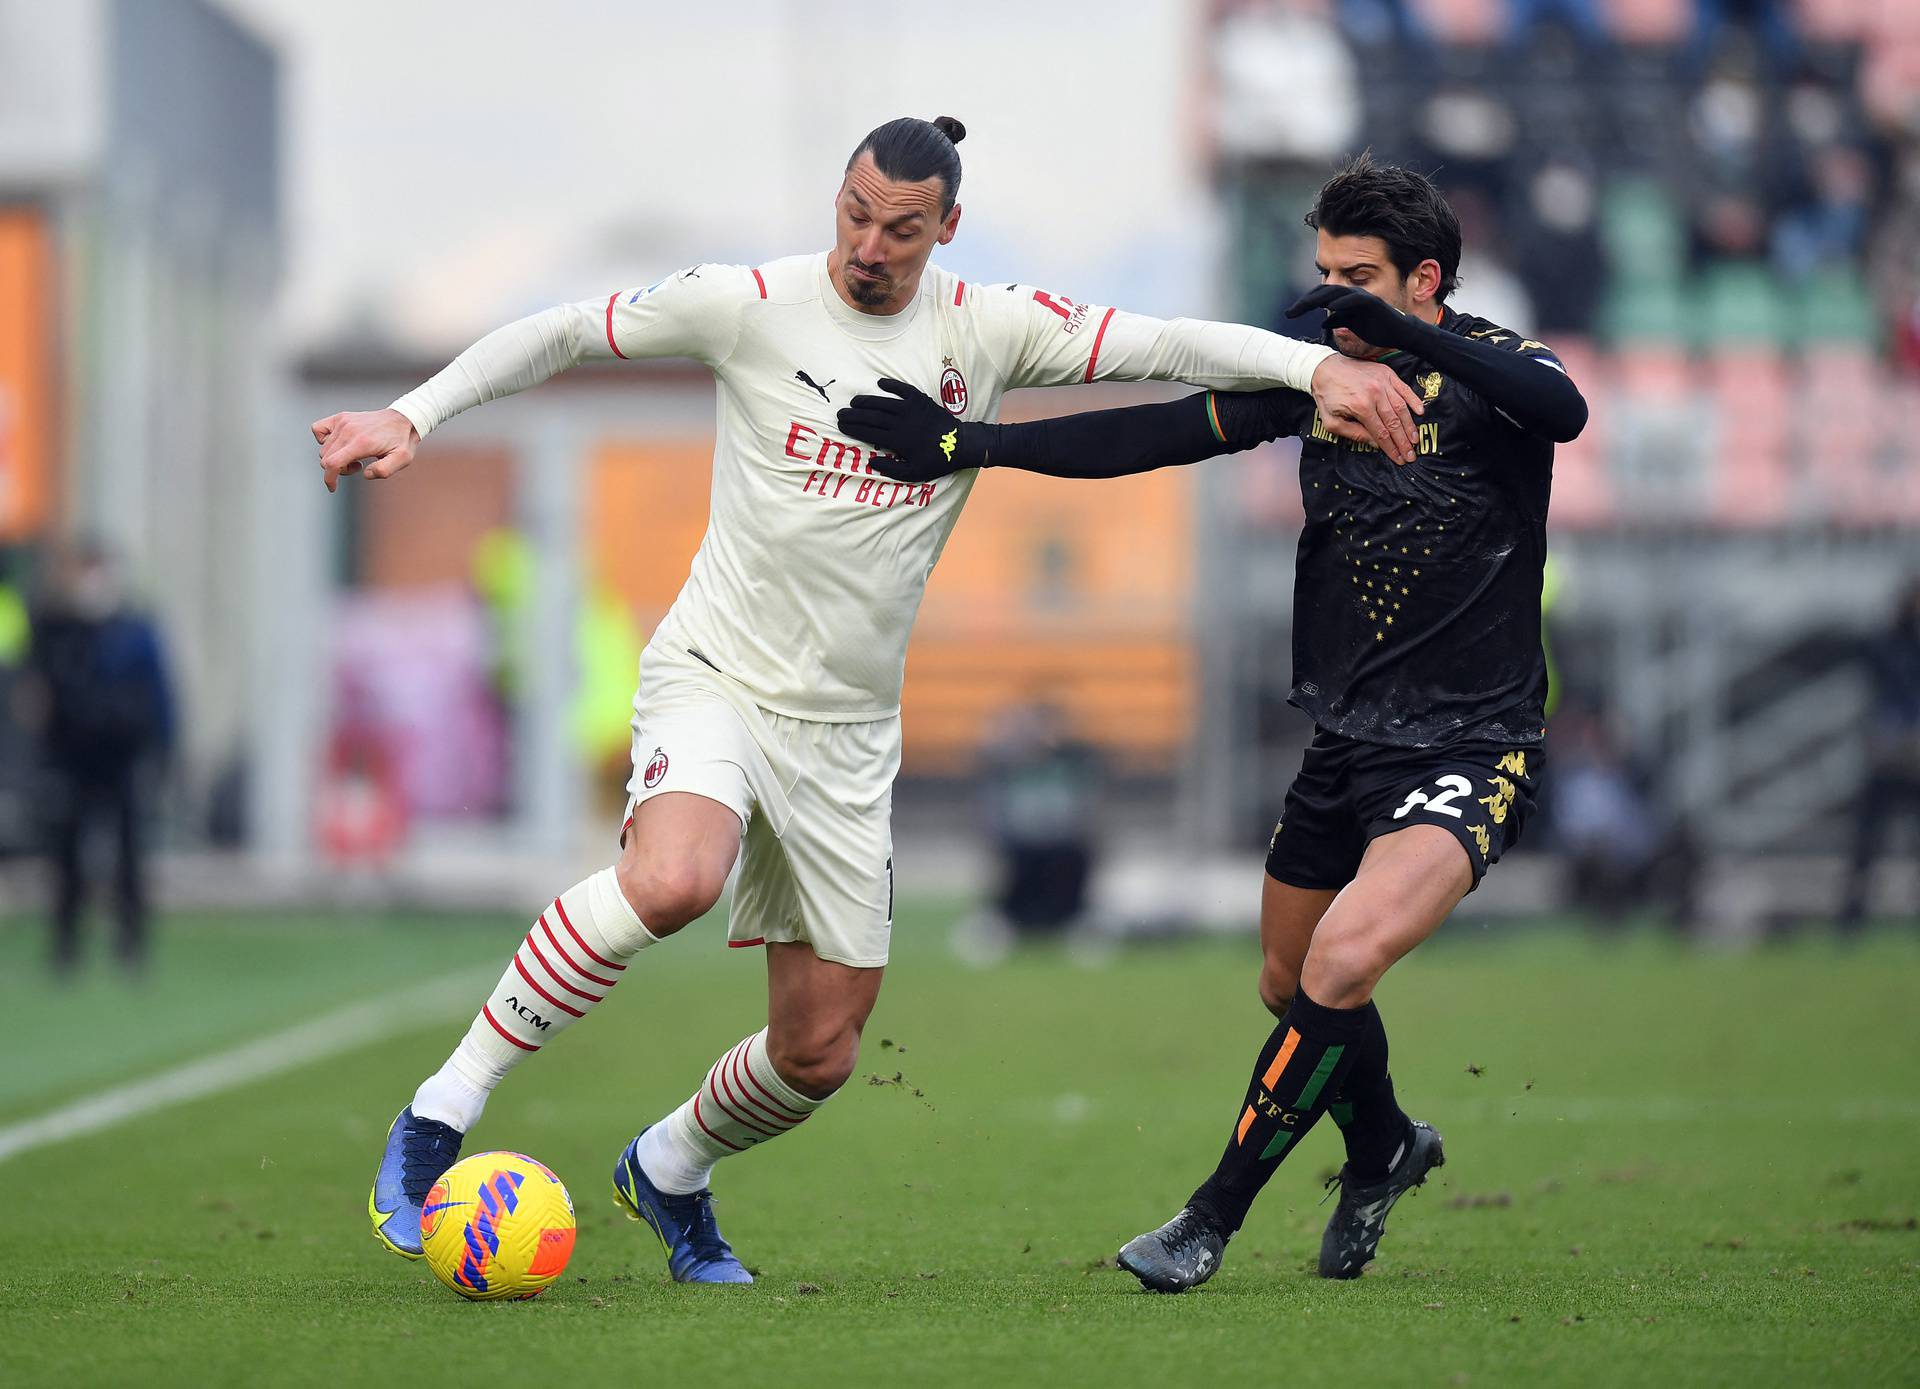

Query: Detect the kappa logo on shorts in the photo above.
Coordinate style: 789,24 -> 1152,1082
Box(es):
643,747 -> 669,789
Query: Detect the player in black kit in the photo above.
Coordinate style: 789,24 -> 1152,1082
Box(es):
838,154 -> 1588,1291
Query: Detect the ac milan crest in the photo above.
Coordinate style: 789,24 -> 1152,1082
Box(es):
939,364 -> 968,415
643,748 -> 669,789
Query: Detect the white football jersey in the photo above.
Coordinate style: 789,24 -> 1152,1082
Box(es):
394,251 -> 1330,721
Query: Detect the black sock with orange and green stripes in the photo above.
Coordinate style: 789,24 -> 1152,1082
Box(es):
1328,1002 -> 1415,1181
1190,989 -> 1370,1234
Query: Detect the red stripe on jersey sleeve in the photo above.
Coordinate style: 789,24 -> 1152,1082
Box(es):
751,268 -> 768,299
1083,307 -> 1117,383
953,280 -> 966,306
604,294 -> 627,359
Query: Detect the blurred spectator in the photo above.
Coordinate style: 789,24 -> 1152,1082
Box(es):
1335,0 -> 1429,49
1412,78 -> 1520,204
1859,33 -> 1920,140
1773,141 -> 1873,277
1449,187 -> 1539,332
1507,0 -> 1606,45
1211,0 -> 1365,339
1690,0 -> 1803,74
1454,246 -> 1537,334
1686,50 -> 1789,261
1840,579 -> 1920,928
1413,0 -> 1506,46
1212,0 -> 1361,167
1548,701 -> 1698,929
1604,0 -> 1693,49
955,699 -> 1105,964
1512,158 -> 1606,332
1548,703 -> 1658,925
1870,144 -> 1920,375
315,670 -> 407,873
0,552 -> 35,857
24,541 -> 174,976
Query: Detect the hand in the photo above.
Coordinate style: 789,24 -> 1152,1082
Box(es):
310,408 -> 420,493
1287,284 -> 1420,352
836,378 -> 983,482
1306,354 -> 1424,464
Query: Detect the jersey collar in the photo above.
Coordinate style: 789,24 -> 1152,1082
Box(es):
816,252 -> 927,341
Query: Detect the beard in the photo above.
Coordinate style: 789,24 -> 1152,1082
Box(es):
843,260 -> 891,306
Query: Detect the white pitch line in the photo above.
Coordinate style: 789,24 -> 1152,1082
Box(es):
0,963 -> 499,1166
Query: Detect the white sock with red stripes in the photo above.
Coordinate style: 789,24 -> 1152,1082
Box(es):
633,1028 -> 825,1194
411,867 -> 657,1131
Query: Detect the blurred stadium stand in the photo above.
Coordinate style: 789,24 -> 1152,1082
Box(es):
1198,0 -> 1920,910
0,0 -> 1912,927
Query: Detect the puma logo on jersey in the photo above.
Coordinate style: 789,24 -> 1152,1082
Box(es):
939,429 -> 957,461
796,369 -> 835,401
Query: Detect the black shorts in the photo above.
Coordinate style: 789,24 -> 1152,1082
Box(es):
1264,728 -> 1544,892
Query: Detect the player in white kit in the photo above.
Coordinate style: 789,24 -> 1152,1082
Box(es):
323,117 -> 1424,1283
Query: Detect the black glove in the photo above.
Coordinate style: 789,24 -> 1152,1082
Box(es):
837,378 -> 989,482
1285,284 -> 1420,352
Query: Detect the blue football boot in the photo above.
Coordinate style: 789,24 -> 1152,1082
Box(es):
368,1105 -> 465,1259
612,1130 -> 753,1284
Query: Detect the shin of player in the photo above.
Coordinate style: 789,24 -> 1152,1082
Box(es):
412,867 -> 662,1132
369,856 -> 682,1260
631,1025 -> 827,1194
629,940 -> 878,1193
611,942 -> 878,1283
412,788 -> 743,1134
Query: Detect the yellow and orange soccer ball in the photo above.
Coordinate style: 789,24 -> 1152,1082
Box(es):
420,1151 -> 576,1301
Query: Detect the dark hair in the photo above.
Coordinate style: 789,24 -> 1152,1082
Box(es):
1305,152 -> 1462,301
847,116 -> 966,212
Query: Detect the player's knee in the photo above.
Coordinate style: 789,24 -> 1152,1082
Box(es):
614,857 -> 722,934
1304,926 -> 1394,1007
766,1027 -> 858,1100
1257,961 -> 1297,1019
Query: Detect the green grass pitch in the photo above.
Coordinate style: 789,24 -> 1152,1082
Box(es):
1,905 -> 1916,1387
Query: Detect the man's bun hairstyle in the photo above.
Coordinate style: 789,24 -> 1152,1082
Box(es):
849,117 -> 966,211
1306,151 -> 1462,301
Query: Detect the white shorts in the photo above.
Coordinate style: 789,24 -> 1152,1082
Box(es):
625,642 -> 899,968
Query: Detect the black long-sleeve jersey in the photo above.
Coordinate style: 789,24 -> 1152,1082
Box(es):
1266,311 -> 1562,748
952,309 -> 1577,749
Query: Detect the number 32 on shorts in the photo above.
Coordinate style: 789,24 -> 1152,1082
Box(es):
1392,774 -> 1475,820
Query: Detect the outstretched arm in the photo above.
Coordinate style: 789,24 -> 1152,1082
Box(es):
309,265 -> 751,491
310,304 -> 596,491
837,379 -> 1315,483
1290,286 -> 1588,443
990,287 -> 1428,463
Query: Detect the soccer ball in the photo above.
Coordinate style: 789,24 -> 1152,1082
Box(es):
420,1151 -> 576,1301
